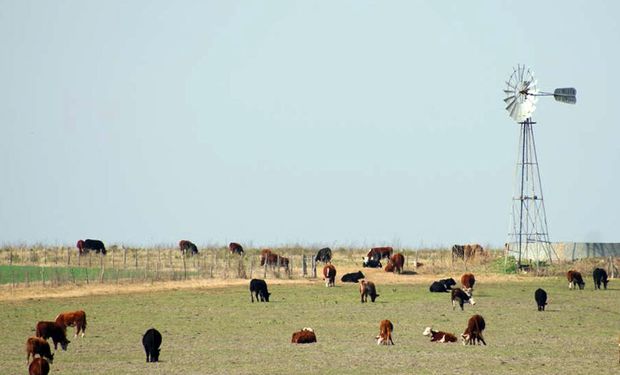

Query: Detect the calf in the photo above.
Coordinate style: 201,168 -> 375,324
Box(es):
323,264 -> 336,287
460,273 -> 476,294
451,288 -> 476,311
360,280 -> 379,303
341,271 -> 365,283
35,321 -> 70,350
26,337 -> 53,364
29,357 -> 50,375
592,268 -> 608,290
422,327 -> 458,343
567,270 -> 585,290
291,328 -> 317,344
362,258 -> 382,268
55,310 -> 87,337
461,314 -> 486,345
314,247 -> 332,263
249,278 -> 270,302
376,320 -> 394,345
429,278 -> 457,293
142,328 -> 162,362
385,253 -> 404,273
534,288 -> 547,311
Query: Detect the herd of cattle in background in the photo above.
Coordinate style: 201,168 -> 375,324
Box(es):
22,241 -> 617,373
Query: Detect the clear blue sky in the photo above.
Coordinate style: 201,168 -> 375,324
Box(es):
1,1 -> 618,248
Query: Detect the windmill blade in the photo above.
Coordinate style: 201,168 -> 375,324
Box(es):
504,95 -> 515,104
553,87 -> 577,104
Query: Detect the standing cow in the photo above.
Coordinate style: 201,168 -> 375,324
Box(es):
451,288 -> 476,311
76,239 -> 106,255
26,337 -> 53,364
461,314 -> 486,345
360,280 -> 379,303
460,273 -> 476,294
229,242 -> 244,255
55,310 -> 87,337
567,270 -> 585,290
376,320 -> 394,345
534,288 -> 547,311
35,321 -> 70,351
592,268 -> 608,290
142,328 -> 162,362
323,264 -> 336,287
314,247 -> 332,263
28,357 -> 50,375
385,253 -> 405,274
249,279 -> 270,302
179,240 -> 198,256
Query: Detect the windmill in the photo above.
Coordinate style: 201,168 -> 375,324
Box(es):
503,64 -> 576,269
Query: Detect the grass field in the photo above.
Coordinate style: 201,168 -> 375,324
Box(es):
1,274 -> 619,374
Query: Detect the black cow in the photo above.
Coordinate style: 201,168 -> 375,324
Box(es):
250,279 -> 270,302
77,239 -> 106,255
593,268 -> 608,290
142,328 -> 162,363
429,278 -> 457,293
362,258 -> 382,268
534,288 -> 547,311
341,271 -> 365,283
314,247 -> 332,263
179,240 -> 198,256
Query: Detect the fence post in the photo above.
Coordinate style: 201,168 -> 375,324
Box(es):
302,255 -> 307,277
311,258 -> 317,278
99,255 -> 105,283
123,248 -> 127,269
182,252 -> 187,280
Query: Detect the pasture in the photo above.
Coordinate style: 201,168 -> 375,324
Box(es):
1,273 -> 618,374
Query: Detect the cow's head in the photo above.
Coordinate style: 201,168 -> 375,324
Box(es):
422,327 -> 433,337
47,352 -> 54,363
76,240 -> 84,250
60,338 -> 71,351
464,288 -> 473,297
461,333 -> 470,345
578,281 -> 585,290
468,296 -> 476,306
302,327 -> 314,332
151,348 -> 160,362
261,291 -> 271,302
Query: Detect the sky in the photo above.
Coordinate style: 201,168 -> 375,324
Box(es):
1,1 -> 618,248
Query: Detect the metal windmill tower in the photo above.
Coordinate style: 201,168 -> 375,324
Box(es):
503,64 -> 576,267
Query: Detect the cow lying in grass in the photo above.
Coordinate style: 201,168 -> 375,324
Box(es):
291,328 -> 316,344
376,320 -> 394,345
461,314 -> 486,345
422,327 -> 457,343
429,278 -> 456,293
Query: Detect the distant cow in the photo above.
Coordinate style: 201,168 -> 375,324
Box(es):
259,249 -> 272,266
362,258 -> 382,268
461,314 -> 486,345
376,320 -> 394,345
452,244 -> 484,260
314,247 -> 332,263
291,328 -> 317,344
76,239 -> 106,255
429,278 -> 457,293
263,253 -> 289,270
385,253 -> 405,274
323,264 -> 336,287
460,273 -> 476,294
229,242 -> 244,255
451,288 -> 476,311
35,321 -> 70,351
360,280 -> 379,303
534,288 -> 547,311
593,268 -> 608,290
249,279 -> 270,302
567,270 -> 585,290
29,357 -> 50,375
422,327 -> 458,343
55,310 -> 87,337
142,328 -> 162,362
367,247 -> 393,261
178,240 -> 198,256
26,337 -> 53,364
341,271 -> 365,283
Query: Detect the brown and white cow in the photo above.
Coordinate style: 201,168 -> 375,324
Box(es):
323,264 -> 336,287
422,327 -> 458,343
35,321 -> 70,351
384,253 -> 404,274
461,314 -> 486,345
567,270 -> 585,290
29,357 -> 50,375
360,280 -> 379,303
55,310 -> 87,338
366,247 -> 393,261
291,328 -> 317,344
26,337 -> 53,364
460,273 -> 476,294
376,319 -> 394,345
451,288 -> 476,310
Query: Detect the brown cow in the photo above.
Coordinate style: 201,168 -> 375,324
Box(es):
376,320 -> 394,345
291,328 -> 317,344
29,357 -> 50,375
385,253 -> 405,273
360,280 -> 379,303
367,247 -> 393,261
461,314 -> 486,345
178,240 -> 198,256
460,273 -> 476,294
422,327 -> 458,343
26,337 -> 53,364
55,310 -> 87,338
259,249 -> 272,266
323,264 -> 336,287
35,321 -> 70,351
229,242 -> 244,255
452,244 -> 484,260
566,270 -> 585,290
262,252 -> 289,270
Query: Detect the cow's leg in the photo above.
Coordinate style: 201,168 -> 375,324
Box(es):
251,291 -> 254,303
478,333 -> 486,345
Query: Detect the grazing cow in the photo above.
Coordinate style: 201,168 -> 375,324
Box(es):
451,288 -> 476,311
55,310 -> 87,337
567,270 -> 585,290
460,273 -> 476,294
229,242 -> 244,255
362,258 -> 382,268
263,253 -> 289,270
429,278 -> 457,293
291,328 -> 317,344
360,280 -> 379,303
376,319 -> 394,345
26,337 -> 53,364
453,244 -> 484,260
76,239 -> 106,255
461,314 -> 486,345
178,240 -> 198,256
29,357 -> 50,375
249,279 -> 270,302
385,253 -> 405,274
534,288 -> 547,311
323,264 -> 336,287
593,268 -> 609,290
341,271 -> 365,283
422,327 -> 458,343
142,328 -> 162,362
35,321 -> 70,351
314,247 -> 332,263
